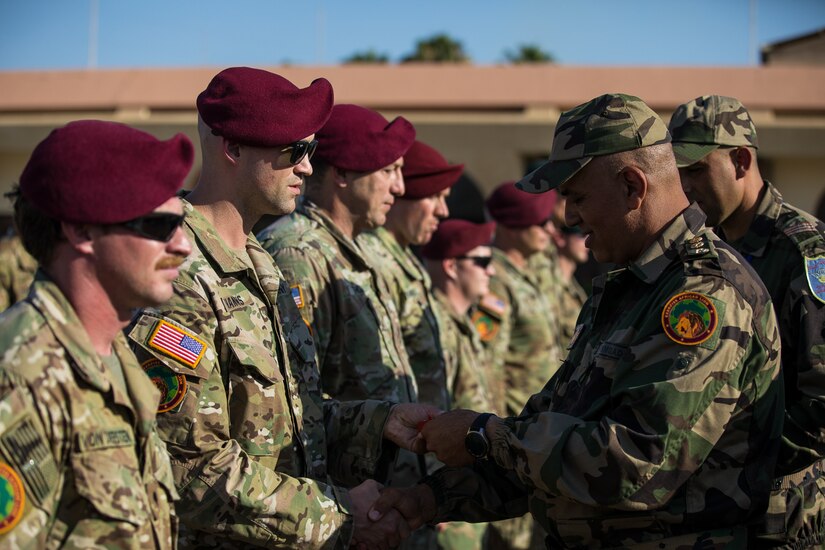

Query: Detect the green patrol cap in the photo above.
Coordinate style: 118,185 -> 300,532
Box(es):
516,93 -> 671,194
668,95 -> 758,168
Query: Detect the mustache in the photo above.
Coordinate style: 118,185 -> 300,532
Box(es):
155,256 -> 186,270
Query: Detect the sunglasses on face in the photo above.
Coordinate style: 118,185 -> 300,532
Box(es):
457,255 -> 493,269
115,212 -> 186,242
281,139 -> 318,165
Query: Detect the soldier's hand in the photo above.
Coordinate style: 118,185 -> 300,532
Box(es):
368,484 -> 437,532
421,409 -> 479,466
349,479 -> 411,550
383,403 -> 443,454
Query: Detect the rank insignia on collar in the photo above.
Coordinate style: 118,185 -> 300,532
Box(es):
147,320 -> 207,368
0,462 -> 25,534
805,256 -> 825,304
472,310 -> 500,342
291,284 -> 305,309
662,292 -> 719,346
142,358 -> 187,413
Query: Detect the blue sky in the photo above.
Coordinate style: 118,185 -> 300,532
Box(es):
2,0 -> 825,70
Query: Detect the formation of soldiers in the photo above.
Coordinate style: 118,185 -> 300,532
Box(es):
0,65 -> 822,550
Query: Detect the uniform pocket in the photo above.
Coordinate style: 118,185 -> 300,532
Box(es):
71,446 -> 147,526
225,337 -> 291,456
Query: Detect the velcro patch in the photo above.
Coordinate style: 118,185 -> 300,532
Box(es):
0,415 -> 58,506
291,285 -> 305,309
0,462 -> 25,534
805,256 -> 825,304
661,292 -> 722,347
479,293 -> 505,317
472,310 -> 500,342
142,358 -> 187,413
148,320 -> 207,368
76,429 -> 134,452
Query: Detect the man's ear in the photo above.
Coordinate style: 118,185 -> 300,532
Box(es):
61,221 -> 95,255
443,258 -> 458,280
332,167 -> 349,188
619,165 -> 648,212
222,139 -> 241,164
732,147 -> 752,178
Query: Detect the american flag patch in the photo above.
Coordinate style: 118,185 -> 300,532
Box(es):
147,320 -> 207,368
291,285 -> 305,309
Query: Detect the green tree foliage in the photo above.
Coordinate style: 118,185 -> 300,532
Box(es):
343,49 -> 390,64
504,44 -> 555,64
402,33 -> 470,63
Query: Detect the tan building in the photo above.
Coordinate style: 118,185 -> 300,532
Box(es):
1,64 -> 825,224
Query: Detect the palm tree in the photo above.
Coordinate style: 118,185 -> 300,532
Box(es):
504,44 -> 555,64
402,33 -> 470,63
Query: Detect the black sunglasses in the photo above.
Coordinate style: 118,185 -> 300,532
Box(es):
282,139 -> 318,165
561,225 -> 584,235
456,255 -> 493,269
115,212 -> 186,242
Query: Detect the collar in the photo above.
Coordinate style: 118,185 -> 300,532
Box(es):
373,227 -> 425,282
726,180 -> 783,259
299,200 -> 370,269
626,203 -> 708,285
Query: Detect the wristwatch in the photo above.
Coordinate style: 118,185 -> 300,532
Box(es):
464,413 -> 494,459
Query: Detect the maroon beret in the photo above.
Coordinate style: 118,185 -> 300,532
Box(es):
401,141 -> 464,200
314,104 -> 416,173
486,180 -> 557,228
197,67 -> 334,147
421,219 -> 495,260
19,120 -> 194,224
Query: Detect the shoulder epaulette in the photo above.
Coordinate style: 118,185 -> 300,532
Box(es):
682,234 -> 717,261
779,211 -> 825,256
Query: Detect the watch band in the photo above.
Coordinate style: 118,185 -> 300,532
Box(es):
470,412 -> 493,434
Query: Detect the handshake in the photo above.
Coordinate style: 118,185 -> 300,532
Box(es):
348,406 -> 489,549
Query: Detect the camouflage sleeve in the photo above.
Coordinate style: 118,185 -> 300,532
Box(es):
272,246 -> 337,374
423,462 -> 530,523
777,269 -> 825,471
488,276 -> 780,511
322,399 -> 397,485
128,279 -> 354,549
0,369 -> 62,548
451,339 -> 492,412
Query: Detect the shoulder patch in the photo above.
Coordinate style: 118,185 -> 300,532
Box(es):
147,320 -> 207,369
291,284 -> 305,309
142,358 -> 187,413
479,293 -> 506,317
805,256 -> 825,304
783,221 -> 818,239
472,310 -> 500,342
0,415 -> 57,506
0,462 -> 25,534
661,292 -> 721,347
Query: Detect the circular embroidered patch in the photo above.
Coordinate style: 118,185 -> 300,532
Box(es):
142,358 -> 187,413
472,311 -> 500,342
661,292 -> 718,346
0,462 -> 25,534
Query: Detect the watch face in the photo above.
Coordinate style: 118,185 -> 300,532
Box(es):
465,432 -> 489,458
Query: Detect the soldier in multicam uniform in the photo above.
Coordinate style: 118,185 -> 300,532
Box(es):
421,219 -> 498,415
546,193 -> 589,346
421,219 -> 498,550
0,231 -> 37,311
127,68 -> 432,549
0,120 -> 194,548
369,93 -> 785,549
357,140 -> 462,414
257,103 -> 435,549
669,95 -> 825,548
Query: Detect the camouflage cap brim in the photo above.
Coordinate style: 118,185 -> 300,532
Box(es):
671,142 -> 719,168
516,157 -> 592,194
